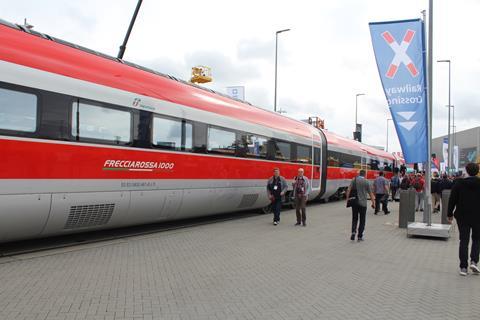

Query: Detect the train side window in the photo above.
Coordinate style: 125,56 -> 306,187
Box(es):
238,134 -> 268,158
383,161 -> 392,172
328,151 -> 340,167
152,117 -> 192,150
72,102 -> 131,143
275,141 -> 291,161
295,145 -> 312,163
208,127 -> 237,156
370,159 -> 380,171
184,122 -> 193,150
0,87 -> 37,132
339,153 -> 354,168
193,122 -> 207,153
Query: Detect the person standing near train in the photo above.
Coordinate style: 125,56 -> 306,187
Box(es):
267,168 -> 288,226
292,168 -> 311,227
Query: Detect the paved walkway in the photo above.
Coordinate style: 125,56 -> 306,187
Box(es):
0,200 -> 478,320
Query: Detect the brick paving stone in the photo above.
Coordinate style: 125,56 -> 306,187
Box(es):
0,201 -> 478,319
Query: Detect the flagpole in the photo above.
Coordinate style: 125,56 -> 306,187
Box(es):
424,0 -> 433,226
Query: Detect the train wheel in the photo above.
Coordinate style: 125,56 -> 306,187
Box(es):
261,204 -> 272,214
290,199 -> 296,210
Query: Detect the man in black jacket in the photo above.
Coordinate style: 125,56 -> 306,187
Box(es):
267,168 -> 288,226
448,163 -> 480,276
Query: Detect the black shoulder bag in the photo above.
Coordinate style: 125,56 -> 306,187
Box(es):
346,177 -> 358,208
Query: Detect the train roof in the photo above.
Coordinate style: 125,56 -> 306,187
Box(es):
0,19 -> 319,140
0,18 -> 396,159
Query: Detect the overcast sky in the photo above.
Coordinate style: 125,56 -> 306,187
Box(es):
1,0 -> 479,152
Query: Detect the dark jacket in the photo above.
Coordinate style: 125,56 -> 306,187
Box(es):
439,178 -> 453,192
447,176 -> 480,224
267,176 -> 288,200
431,178 -> 441,194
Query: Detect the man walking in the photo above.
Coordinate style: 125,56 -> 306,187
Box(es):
431,172 -> 441,213
346,170 -> 375,241
292,168 -> 310,227
413,173 -> 425,212
373,171 -> 390,214
448,163 -> 480,276
390,170 -> 400,202
267,168 -> 288,226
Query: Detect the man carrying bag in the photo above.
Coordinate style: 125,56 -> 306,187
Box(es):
346,170 -> 376,241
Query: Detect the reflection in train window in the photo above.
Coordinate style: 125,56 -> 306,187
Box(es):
238,134 -> 268,158
153,117 -> 192,150
328,151 -> 361,168
0,87 -> 37,132
384,162 -> 392,172
275,141 -> 291,161
327,151 -> 340,167
185,122 -> 193,150
370,159 -> 380,171
208,127 -> 237,155
295,145 -> 312,163
72,102 -> 131,143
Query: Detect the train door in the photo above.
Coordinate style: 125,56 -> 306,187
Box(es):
315,129 -> 328,200
311,146 -> 321,192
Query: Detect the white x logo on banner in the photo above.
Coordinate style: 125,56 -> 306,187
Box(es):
382,29 -> 419,79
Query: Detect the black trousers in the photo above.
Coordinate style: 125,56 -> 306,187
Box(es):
391,187 -> 398,201
351,204 -> 367,237
272,198 -> 282,222
457,221 -> 480,269
375,193 -> 388,212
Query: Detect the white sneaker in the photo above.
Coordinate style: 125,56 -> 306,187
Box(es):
471,263 -> 480,274
459,268 -> 468,276
273,221 -> 278,226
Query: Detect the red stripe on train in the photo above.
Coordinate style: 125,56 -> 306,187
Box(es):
0,139 -> 321,180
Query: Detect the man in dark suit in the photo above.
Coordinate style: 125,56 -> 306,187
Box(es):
448,162 -> 480,276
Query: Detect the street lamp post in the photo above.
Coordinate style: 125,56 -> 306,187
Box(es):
386,118 -> 393,152
452,104 -> 455,154
274,28 -> 290,112
355,93 -> 365,127
437,59 -> 451,173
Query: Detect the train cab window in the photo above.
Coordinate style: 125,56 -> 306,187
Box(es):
72,102 -> 131,143
314,147 -> 321,166
275,141 -> 291,161
153,117 -> 192,150
208,127 -> 237,156
238,134 -> 268,158
0,87 -> 37,132
295,145 -> 312,163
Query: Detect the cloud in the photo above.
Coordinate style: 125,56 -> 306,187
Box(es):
185,50 -> 261,85
237,38 -> 274,61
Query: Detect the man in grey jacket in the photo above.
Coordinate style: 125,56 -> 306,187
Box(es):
267,168 -> 288,225
292,168 -> 311,227
346,170 -> 376,241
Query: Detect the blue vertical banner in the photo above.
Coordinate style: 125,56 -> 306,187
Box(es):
369,19 -> 428,164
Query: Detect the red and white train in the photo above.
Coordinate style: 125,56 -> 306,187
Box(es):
0,19 -> 395,242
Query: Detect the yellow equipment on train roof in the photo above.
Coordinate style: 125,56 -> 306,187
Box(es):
190,66 -> 212,84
